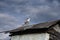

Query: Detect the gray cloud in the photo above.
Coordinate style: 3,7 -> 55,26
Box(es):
0,13 -> 19,31
0,0 -> 60,32
0,0 -> 60,29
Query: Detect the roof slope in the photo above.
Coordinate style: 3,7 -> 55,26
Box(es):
0,20 -> 60,33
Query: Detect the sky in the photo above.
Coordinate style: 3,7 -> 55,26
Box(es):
0,0 -> 60,40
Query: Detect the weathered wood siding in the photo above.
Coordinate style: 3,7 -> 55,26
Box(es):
11,33 -> 49,40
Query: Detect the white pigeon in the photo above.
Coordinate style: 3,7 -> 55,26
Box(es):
24,18 -> 30,25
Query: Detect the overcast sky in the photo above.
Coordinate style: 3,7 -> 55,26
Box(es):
0,0 -> 60,40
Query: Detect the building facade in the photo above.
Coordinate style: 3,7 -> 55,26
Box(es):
1,20 -> 60,40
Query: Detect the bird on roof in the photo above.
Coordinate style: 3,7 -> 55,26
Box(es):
24,18 -> 30,25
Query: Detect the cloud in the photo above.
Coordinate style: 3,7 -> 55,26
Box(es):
0,13 -> 19,31
17,5 -> 60,23
0,0 -> 60,30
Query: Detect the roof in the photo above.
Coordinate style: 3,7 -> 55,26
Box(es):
0,20 -> 60,33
